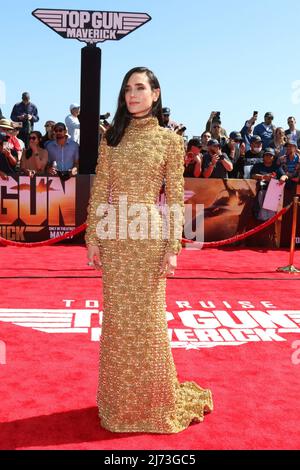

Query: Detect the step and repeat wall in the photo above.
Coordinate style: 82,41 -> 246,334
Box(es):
0,176 -> 299,247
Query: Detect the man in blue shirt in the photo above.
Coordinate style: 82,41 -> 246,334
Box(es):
10,92 -> 39,147
47,122 -> 79,177
253,112 -> 276,149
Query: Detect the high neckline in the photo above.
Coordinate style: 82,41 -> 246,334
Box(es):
127,116 -> 159,130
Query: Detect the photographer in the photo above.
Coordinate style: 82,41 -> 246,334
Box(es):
205,111 -> 228,139
46,122 -> 79,179
10,92 -> 39,147
202,139 -> 233,178
183,138 -> 202,177
0,132 -> 18,180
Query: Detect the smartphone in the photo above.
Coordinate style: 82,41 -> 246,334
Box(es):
253,111 -> 258,117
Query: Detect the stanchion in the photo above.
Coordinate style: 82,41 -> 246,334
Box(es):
277,196 -> 300,273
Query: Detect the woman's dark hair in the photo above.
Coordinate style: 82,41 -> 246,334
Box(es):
105,66 -> 164,147
25,131 -> 43,159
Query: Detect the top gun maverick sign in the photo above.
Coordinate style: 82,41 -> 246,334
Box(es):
32,9 -> 151,45
32,8 -> 152,176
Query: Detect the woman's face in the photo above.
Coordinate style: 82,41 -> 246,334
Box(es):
29,133 -> 39,147
125,72 -> 160,117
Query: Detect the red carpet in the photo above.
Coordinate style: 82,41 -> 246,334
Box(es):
0,245 -> 300,450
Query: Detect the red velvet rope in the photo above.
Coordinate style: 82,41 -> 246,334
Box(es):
182,203 -> 292,247
0,202 -> 292,248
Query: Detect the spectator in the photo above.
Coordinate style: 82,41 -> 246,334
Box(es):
41,120 -> 55,148
65,103 -> 80,144
200,131 -> 211,153
0,118 -> 22,160
209,120 -> 228,148
251,148 -> 288,220
285,116 -> 300,146
237,135 -> 264,179
162,107 -> 178,130
183,138 -> 202,177
0,132 -> 17,179
277,139 -> 300,187
223,131 -> 246,177
20,131 -> 48,177
10,92 -> 39,147
270,127 -> 287,159
202,139 -> 233,178
205,112 -> 228,138
253,112 -> 275,149
47,122 -> 79,177
251,148 -> 287,183
240,113 -> 259,151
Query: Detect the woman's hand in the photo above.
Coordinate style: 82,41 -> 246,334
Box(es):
160,252 -> 178,277
87,244 -> 102,270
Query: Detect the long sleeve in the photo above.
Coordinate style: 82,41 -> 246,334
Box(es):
85,137 -> 110,246
164,132 -> 185,255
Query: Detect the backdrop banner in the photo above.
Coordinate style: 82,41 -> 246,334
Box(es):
0,176 -> 298,247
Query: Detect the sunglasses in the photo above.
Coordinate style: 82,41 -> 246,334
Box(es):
213,126 -> 221,129
29,136 -> 37,140
54,128 -> 65,132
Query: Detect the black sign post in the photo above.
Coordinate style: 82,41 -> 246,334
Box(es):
32,9 -> 151,173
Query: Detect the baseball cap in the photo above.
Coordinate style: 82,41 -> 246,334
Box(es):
70,103 -> 80,112
53,122 -> 66,130
207,138 -> 221,147
229,131 -> 243,141
263,147 -> 275,157
250,135 -> 262,144
162,107 -> 170,115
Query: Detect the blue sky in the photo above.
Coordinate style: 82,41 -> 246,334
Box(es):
1,0 -> 300,138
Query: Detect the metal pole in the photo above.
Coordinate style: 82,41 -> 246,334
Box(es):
277,196 -> 300,273
79,45 -> 101,175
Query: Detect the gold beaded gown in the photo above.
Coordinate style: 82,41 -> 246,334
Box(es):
85,116 -> 213,433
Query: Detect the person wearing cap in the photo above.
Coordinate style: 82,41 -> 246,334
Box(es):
46,122 -> 79,176
251,148 -> 288,221
65,104 -> 80,144
277,138 -> 300,186
0,132 -> 18,180
285,116 -> 300,147
237,135 -> 264,179
250,147 -> 287,183
222,131 -> 246,177
202,139 -> 233,178
162,107 -> 178,131
183,138 -> 203,177
253,112 -> 276,149
0,118 -> 22,162
10,92 -> 39,147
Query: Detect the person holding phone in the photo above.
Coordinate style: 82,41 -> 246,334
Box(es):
10,92 -> 39,147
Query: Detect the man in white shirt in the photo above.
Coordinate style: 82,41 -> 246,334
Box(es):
65,103 -> 80,144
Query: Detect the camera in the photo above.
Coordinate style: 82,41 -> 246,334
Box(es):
219,154 -> 225,160
253,111 -> 258,117
215,111 -> 221,119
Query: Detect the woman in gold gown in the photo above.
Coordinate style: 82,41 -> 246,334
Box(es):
85,67 -> 213,433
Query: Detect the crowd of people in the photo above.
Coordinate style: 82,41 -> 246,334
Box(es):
1,92 -> 300,193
